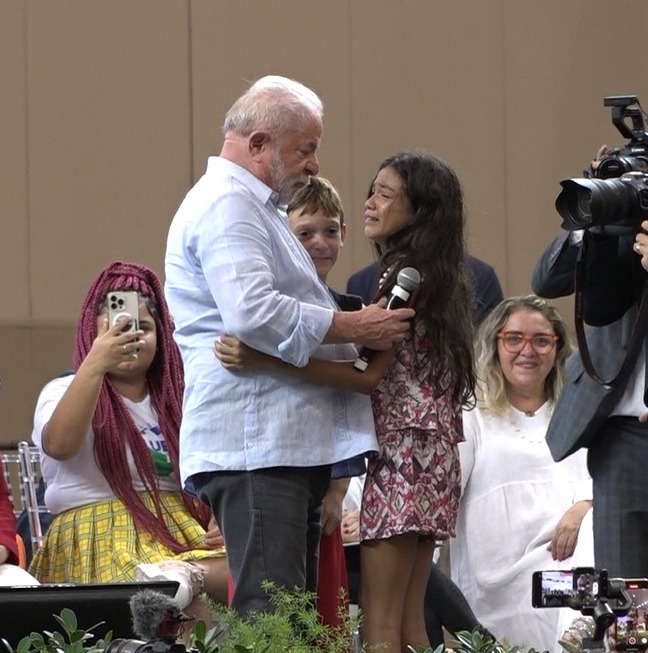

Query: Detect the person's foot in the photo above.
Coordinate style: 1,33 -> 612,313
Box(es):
135,560 -> 205,609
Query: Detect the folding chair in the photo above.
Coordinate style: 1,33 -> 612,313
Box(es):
0,448 -> 21,518
17,441 -> 47,555
1,448 -> 28,568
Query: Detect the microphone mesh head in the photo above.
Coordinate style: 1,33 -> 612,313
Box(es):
130,589 -> 180,641
396,267 -> 421,291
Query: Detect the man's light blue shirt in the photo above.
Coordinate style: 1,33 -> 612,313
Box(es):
165,157 -> 377,489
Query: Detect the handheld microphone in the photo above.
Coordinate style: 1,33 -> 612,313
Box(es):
129,589 -> 193,643
353,267 -> 421,372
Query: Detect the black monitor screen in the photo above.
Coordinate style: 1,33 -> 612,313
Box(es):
0,581 -> 179,648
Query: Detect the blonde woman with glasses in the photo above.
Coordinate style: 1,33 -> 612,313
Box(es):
450,295 -> 594,653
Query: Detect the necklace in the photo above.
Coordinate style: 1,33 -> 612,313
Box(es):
508,403 -> 551,441
508,395 -> 546,418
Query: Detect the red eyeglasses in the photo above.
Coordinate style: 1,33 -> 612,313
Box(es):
496,331 -> 559,354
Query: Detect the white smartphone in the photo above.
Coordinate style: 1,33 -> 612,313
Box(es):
106,291 -> 140,333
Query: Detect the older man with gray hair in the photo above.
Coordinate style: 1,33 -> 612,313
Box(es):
164,75 -> 414,615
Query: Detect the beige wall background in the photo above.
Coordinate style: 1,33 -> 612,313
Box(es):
1,0 -> 647,443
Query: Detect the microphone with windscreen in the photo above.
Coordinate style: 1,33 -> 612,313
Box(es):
353,267 -> 420,372
131,589 -> 193,643
105,589 -> 193,652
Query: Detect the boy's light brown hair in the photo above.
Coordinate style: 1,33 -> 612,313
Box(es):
287,176 -> 345,225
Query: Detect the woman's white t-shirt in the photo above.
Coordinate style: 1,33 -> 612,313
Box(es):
32,374 -> 179,514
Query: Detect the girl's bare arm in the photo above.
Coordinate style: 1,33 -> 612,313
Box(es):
214,334 -> 393,394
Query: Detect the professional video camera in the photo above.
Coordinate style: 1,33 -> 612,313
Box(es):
555,95 -> 648,231
532,568 -> 648,653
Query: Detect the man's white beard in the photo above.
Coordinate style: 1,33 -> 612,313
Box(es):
270,151 -> 306,205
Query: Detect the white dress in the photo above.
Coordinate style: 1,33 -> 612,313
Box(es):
450,402 -> 594,653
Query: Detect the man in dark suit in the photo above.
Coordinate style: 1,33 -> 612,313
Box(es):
532,225 -> 648,578
346,255 -> 504,325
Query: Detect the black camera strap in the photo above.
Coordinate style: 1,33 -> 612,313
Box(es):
574,234 -> 648,388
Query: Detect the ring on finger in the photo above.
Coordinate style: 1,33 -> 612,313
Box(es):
635,242 -> 642,253
122,344 -> 127,353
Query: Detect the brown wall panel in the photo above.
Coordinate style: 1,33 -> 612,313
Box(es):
348,0 -> 507,290
189,0 -> 356,290
1,0 -> 648,440
26,0 -> 192,321
502,1 -> 648,298
0,326 -> 74,443
0,3 -> 30,322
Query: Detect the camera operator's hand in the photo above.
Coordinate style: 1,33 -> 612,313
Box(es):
584,144 -> 610,179
590,145 -> 610,173
633,220 -> 648,272
548,500 -> 592,561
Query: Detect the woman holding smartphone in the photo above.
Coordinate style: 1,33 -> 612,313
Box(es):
29,261 -> 228,629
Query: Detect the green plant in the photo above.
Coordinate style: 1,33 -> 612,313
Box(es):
411,627 -> 547,653
187,618 -> 225,653
0,608 -> 112,653
1,584 -> 359,653
187,581 -> 361,653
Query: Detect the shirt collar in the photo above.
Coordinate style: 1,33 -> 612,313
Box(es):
206,156 -> 279,206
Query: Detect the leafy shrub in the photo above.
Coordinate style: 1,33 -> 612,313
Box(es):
189,581 -> 360,653
0,607 -> 112,653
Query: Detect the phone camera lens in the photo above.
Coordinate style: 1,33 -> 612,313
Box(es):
108,294 -> 125,310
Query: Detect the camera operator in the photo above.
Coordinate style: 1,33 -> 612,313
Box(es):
532,145 -> 648,579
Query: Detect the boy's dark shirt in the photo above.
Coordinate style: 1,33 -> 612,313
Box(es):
327,287 -> 365,479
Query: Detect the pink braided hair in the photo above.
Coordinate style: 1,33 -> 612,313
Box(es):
73,260 -> 209,551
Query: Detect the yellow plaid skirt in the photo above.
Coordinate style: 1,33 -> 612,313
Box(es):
29,491 -> 226,584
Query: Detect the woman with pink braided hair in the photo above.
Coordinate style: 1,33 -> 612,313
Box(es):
29,261 -> 228,624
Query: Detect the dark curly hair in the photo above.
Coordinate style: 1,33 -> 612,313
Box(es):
370,151 -> 475,405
